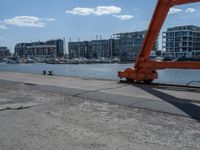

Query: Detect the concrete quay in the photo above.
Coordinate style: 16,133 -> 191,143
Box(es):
0,71 -> 200,150
0,71 -> 200,119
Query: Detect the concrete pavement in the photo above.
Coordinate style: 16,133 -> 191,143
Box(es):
0,71 -> 199,120
0,71 -> 200,150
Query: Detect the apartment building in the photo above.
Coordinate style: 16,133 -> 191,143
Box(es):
112,31 -> 158,61
0,47 -> 10,59
69,40 -> 113,59
46,39 -> 64,57
15,39 -> 64,58
68,31 -> 158,61
163,25 -> 200,59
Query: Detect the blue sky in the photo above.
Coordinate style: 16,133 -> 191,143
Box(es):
0,0 -> 200,52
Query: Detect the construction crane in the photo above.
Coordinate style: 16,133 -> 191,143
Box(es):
118,0 -> 200,83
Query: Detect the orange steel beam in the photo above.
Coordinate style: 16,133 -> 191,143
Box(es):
170,0 -> 200,6
119,0 -> 200,82
135,0 -> 200,68
135,0 -> 170,67
140,61 -> 200,69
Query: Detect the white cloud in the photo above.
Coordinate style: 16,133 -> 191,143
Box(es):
43,18 -> 56,21
66,6 -> 121,16
0,24 -> 7,30
1,16 -> 55,29
4,16 -> 45,27
113,15 -> 133,20
66,7 -> 94,16
169,8 -> 183,14
66,5 -> 134,21
169,7 -> 199,15
185,8 -> 198,13
94,6 -> 121,16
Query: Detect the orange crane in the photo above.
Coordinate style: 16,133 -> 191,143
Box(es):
118,0 -> 200,83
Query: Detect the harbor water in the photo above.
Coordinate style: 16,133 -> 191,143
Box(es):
0,63 -> 200,86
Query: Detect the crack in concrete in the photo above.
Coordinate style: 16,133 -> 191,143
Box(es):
72,85 -> 127,97
0,106 -> 32,112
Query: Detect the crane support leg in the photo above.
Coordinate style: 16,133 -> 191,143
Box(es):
118,0 -> 200,83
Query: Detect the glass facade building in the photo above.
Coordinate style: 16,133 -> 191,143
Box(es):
68,31 -> 158,61
15,39 -> 64,58
0,47 -> 10,59
163,25 -> 200,59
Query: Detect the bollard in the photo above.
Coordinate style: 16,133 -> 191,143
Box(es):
48,71 -> 53,76
43,70 -> 46,75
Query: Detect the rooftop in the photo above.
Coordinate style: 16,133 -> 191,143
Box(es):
167,25 -> 200,32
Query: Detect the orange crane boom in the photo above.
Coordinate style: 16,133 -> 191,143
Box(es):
118,0 -> 200,83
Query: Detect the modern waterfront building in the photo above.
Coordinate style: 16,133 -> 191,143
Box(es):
69,40 -> 114,59
0,47 -> 11,59
163,25 -> 200,59
112,31 -> 158,61
69,41 -> 90,58
46,39 -> 64,57
15,39 -> 64,58
68,31 -> 158,61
